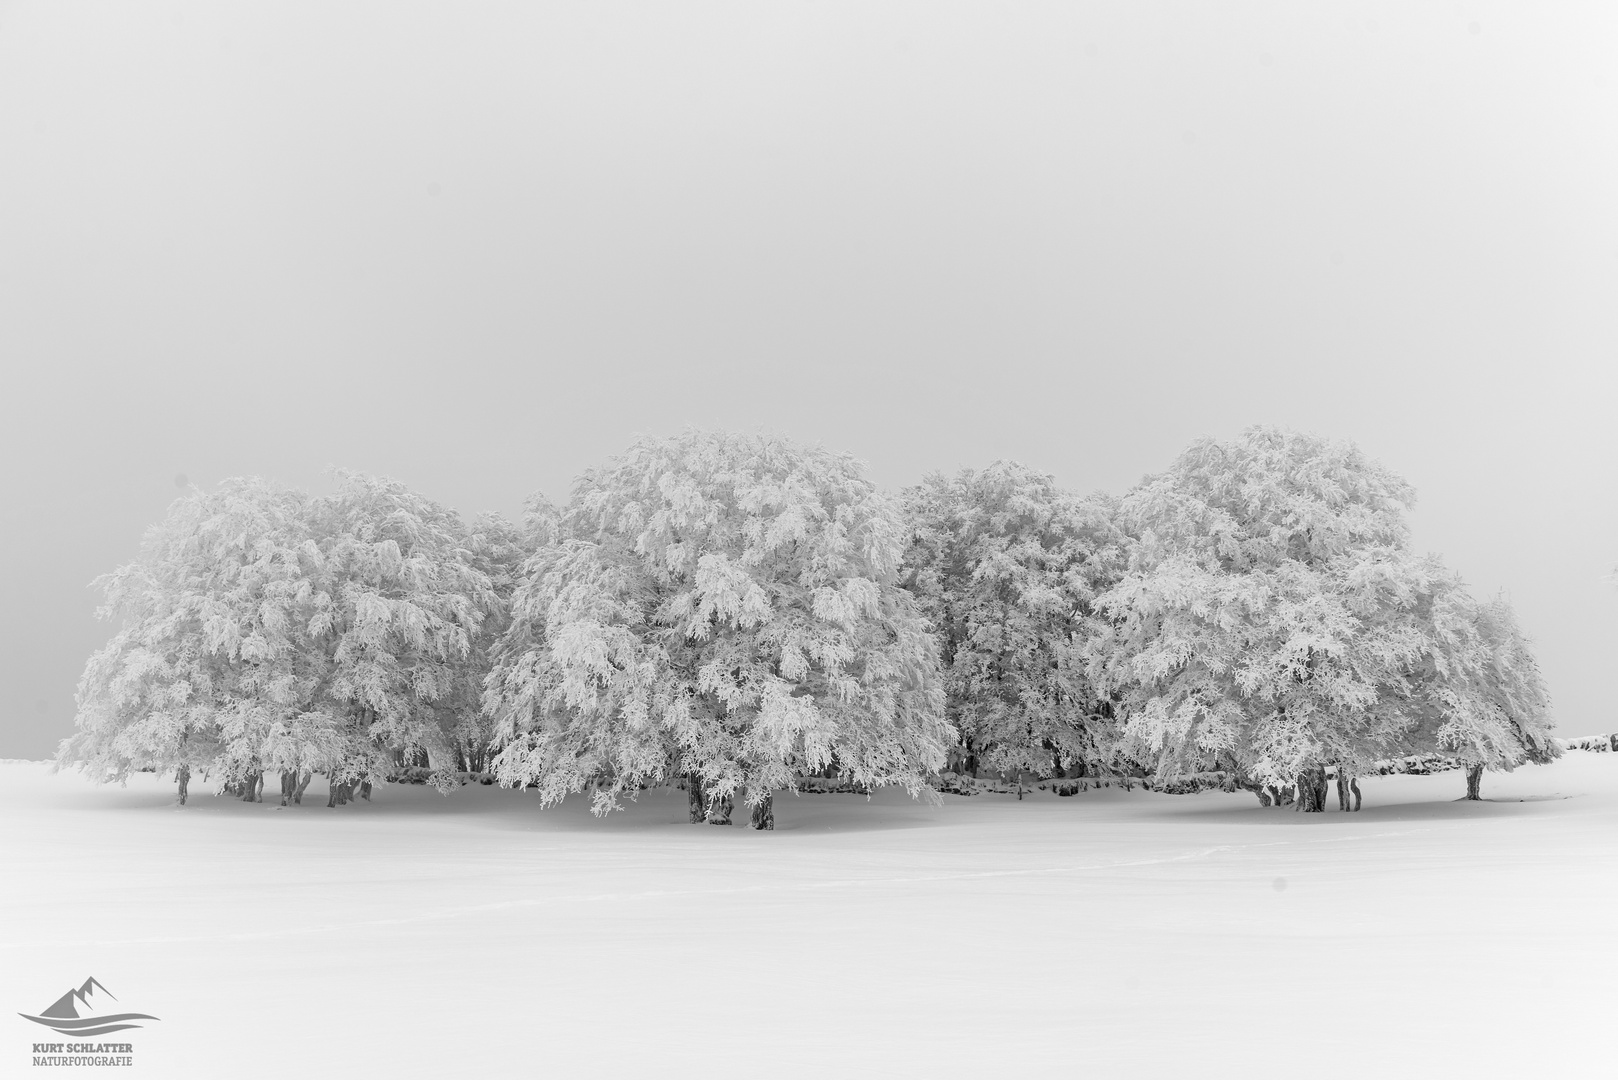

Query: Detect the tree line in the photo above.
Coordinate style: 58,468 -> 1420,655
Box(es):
58,428 -> 1556,827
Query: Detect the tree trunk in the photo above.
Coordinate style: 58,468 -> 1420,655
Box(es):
1464,764 -> 1483,801
280,772 -> 295,805
1335,767 -> 1359,812
1251,786 -> 1272,807
706,790 -> 733,826
293,772 -> 311,804
358,779 -> 373,801
687,774 -> 707,824
749,793 -> 775,831
241,770 -> 262,803
1295,766 -> 1328,813
176,764 -> 190,806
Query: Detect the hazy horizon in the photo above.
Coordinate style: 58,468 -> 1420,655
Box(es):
2,1 -> 1614,758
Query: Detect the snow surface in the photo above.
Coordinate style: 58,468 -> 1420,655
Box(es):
3,758 -> 1616,1078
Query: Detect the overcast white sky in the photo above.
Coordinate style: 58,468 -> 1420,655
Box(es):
1,1 -> 1614,759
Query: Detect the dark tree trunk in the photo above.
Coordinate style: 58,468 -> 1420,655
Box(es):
293,772 -> 311,804
687,773 -> 707,824
706,790 -> 733,826
749,793 -> 775,831
1252,786 -> 1272,807
1464,764 -> 1483,801
1295,766 -> 1329,813
280,772 -> 296,805
240,770 -> 262,803
1335,767 -> 1360,812
358,779 -> 373,801
176,764 -> 190,805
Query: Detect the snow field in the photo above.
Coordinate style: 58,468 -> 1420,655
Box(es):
3,755 -> 1616,1078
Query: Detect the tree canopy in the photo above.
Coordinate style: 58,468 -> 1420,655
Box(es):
900,461 -> 1125,778
1086,427 -> 1554,809
485,430 -> 952,824
61,472 -> 506,801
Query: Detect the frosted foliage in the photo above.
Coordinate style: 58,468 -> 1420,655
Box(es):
1409,586 -> 1556,768
1089,427 -> 1554,787
486,431 -> 952,814
900,462 -> 1125,776
301,472 -> 503,781
437,513 -> 527,772
1126,427 -> 1416,571
61,473 -> 505,791
62,479 -> 315,783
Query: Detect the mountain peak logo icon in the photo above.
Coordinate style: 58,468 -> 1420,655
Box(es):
19,978 -> 159,1038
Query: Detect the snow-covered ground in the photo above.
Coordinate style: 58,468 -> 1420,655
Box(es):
3,756 -> 1615,1078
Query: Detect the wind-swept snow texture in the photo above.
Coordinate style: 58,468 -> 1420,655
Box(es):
2,758 -> 1614,1078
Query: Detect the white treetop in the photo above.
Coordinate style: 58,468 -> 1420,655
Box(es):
62,478 -> 316,784
62,473 -> 503,793
1088,427 -> 1553,789
298,471 -> 503,783
900,461 -> 1125,776
486,430 -> 952,814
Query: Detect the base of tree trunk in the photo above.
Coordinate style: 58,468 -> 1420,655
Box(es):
706,791 -> 733,826
240,771 -> 262,803
279,772 -> 315,805
176,764 -> 189,806
749,793 -> 774,831
687,774 -> 707,823
1464,764 -> 1483,801
1335,769 -> 1361,812
1295,766 -> 1329,812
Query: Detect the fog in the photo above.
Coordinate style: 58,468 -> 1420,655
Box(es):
2,1 -> 1614,758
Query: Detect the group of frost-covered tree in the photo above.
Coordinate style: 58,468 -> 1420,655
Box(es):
59,427 -> 1556,827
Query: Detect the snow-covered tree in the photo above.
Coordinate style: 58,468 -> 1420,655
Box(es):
1086,427 -> 1554,811
486,430 -> 952,829
440,512 -> 528,773
899,462 -> 1125,780
296,471 -> 503,803
62,471 -> 504,807
60,478 -> 317,803
1401,583 -> 1556,799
